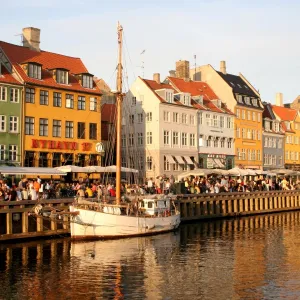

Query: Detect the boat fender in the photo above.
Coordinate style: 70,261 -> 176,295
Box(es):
34,204 -> 43,215
146,225 -> 155,230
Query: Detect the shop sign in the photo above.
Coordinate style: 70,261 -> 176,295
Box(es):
207,154 -> 226,159
31,139 -> 92,151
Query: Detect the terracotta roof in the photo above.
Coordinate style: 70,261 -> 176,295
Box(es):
0,67 -> 22,85
271,105 -> 297,121
168,77 -> 234,115
101,104 -> 116,122
0,41 -> 101,95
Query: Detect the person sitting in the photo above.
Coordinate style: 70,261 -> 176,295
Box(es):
85,186 -> 94,198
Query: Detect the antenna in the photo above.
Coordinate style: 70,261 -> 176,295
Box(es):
140,49 -> 145,78
194,54 -> 197,80
15,33 -> 23,46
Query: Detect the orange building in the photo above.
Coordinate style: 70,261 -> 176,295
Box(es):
0,27 -> 102,170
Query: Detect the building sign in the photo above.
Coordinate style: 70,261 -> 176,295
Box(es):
207,154 -> 226,159
31,139 -> 92,151
95,142 -> 105,153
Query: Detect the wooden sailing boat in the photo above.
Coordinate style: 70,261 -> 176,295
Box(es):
69,22 -> 181,239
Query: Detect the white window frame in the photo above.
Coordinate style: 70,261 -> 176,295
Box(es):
9,116 -> 18,133
182,133 -> 187,146
89,97 -> 97,111
146,132 -> 152,145
138,113 -> 143,123
0,144 -> 5,161
9,145 -> 18,162
0,86 -> 7,101
10,88 -> 19,103
190,133 -> 195,146
163,130 -> 170,145
146,112 -> 152,122
0,115 -> 6,132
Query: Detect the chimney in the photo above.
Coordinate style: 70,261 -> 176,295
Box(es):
153,73 -> 160,84
176,60 -> 190,80
22,27 -> 40,51
276,92 -> 283,107
169,70 -> 176,77
220,61 -> 226,74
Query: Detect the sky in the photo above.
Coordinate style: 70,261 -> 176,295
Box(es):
1,0 -> 300,103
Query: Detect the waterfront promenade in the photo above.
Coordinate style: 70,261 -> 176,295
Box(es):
1,189 -> 300,241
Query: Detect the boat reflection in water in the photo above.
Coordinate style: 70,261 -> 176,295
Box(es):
2,212 -> 300,299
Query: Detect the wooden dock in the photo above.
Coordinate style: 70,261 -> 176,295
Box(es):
1,190 -> 300,241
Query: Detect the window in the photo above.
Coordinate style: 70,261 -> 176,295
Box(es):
190,115 -> 195,125
213,115 -> 218,127
247,129 -> 251,139
182,133 -> 187,146
39,152 -> 48,168
163,111 -> 170,122
237,95 -> 243,103
221,138 -> 225,148
183,94 -> 190,106
245,97 -> 250,105
66,94 -> 74,108
190,134 -> 195,146
237,148 -> 241,160
251,150 -> 256,161
25,117 -> 34,135
9,145 -> 17,161
241,110 -> 245,120
89,123 -> 97,140
173,132 -> 179,145
241,149 -> 246,160
247,149 -> 251,160
78,96 -> 86,110
273,138 -> 276,148
129,134 -> 134,146
227,139 -> 232,148
9,116 -> 18,133
253,99 -> 258,106
147,156 -> 153,170
28,63 -> 41,79
252,112 -> 256,121
0,145 -> 5,160
53,92 -> 62,107
247,111 -> 251,120
131,97 -> 136,106
278,139 -> 282,148
268,138 -> 272,147
258,113 -> 261,122
164,130 -> 170,145
257,131 -> 261,140
236,109 -> 240,119
65,121 -> 74,138
173,162 -> 179,171
265,121 -> 270,131
273,122 -> 279,132
214,138 -> 219,148
207,137 -> 212,147
206,114 -> 212,126
242,128 -> 246,138
166,91 -> 173,103
39,118 -> 48,136
137,133 -> 143,146
198,113 -> 203,125
138,113 -> 143,123
257,150 -> 261,161
129,115 -> 134,124
291,151 -> 295,161
39,90 -> 49,105
90,98 -> 97,111
220,116 -> 224,128
252,130 -> 256,140
121,135 -> 126,147
227,117 -> 232,129
182,113 -> 187,124
173,112 -> 179,123
264,154 -> 268,165
56,69 -> 68,84
297,152 -> 299,161
236,127 -> 240,138
82,75 -> 93,89
0,86 -> 7,101
146,132 -> 152,144
10,88 -> 19,103
146,112 -> 152,122
25,88 -> 35,103
279,156 -> 283,166
164,156 -> 170,171
0,115 -> 6,132
52,120 -> 61,137
78,122 -> 85,139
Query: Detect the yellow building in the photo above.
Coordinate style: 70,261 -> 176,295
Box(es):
0,27 -> 102,170
191,61 -> 264,169
272,101 -> 300,170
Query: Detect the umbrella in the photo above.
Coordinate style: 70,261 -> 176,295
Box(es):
227,167 -> 248,176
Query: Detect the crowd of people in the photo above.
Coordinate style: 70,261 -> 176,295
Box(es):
0,174 -> 299,202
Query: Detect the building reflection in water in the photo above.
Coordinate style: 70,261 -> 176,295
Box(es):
1,212 -> 300,299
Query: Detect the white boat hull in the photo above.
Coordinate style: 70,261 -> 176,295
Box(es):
69,206 -> 181,239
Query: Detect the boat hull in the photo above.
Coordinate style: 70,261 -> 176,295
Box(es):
69,206 -> 181,240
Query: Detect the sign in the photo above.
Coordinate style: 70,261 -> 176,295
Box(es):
95,142 -> 105,153
31,139 -> 92,151
207,154 -> 226,159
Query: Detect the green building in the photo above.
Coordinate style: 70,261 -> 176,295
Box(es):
0,48 -> 22,166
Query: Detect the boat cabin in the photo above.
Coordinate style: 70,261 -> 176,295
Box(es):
140,198 -> 171,216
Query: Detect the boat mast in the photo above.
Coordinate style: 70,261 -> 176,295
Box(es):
116,22 -> 123,204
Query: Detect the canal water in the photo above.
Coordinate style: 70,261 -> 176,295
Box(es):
1,212 -> 300,300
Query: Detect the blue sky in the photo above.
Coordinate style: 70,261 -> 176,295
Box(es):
2,0 -> 300,103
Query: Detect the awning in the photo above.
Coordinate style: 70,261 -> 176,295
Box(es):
214,159 -> 225,168
175,156 -> 185,164
184,156 -> 194,165
0,167 -> 66,176
165,155 -> 176,164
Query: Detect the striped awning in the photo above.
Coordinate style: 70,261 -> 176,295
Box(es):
175,156 -> 185,164
184,156 -> 194,165
165,155 -> 176,164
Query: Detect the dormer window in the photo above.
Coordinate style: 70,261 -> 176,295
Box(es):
273,122 -> 279,132
28,63 -> 42,79
265,120 -> 270,130
166,91 -> 173,103
237,94 -> 243,103
252,98 -> 258,106
183,94 -> 191,106
244,97 -> 250,105
82,74 -> 93,89
56,69 -> 68,84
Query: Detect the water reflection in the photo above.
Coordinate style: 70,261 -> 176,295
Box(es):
1,212 -> 300,299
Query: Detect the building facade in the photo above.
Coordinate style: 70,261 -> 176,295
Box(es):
262,103 -> 285,170
0,27 -> 102,169
0,48 -> 23,166
125,74 -> 198,180
191,61 -> 264,169
166,73 -> 235,169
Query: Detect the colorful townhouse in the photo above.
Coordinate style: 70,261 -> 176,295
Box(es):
0,48 -> 23,166
0,27 -> 102,169
191,61 -> 264,170
262,102 -> 285,170
166,71 -> 235,169
271,94 -> 300,170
